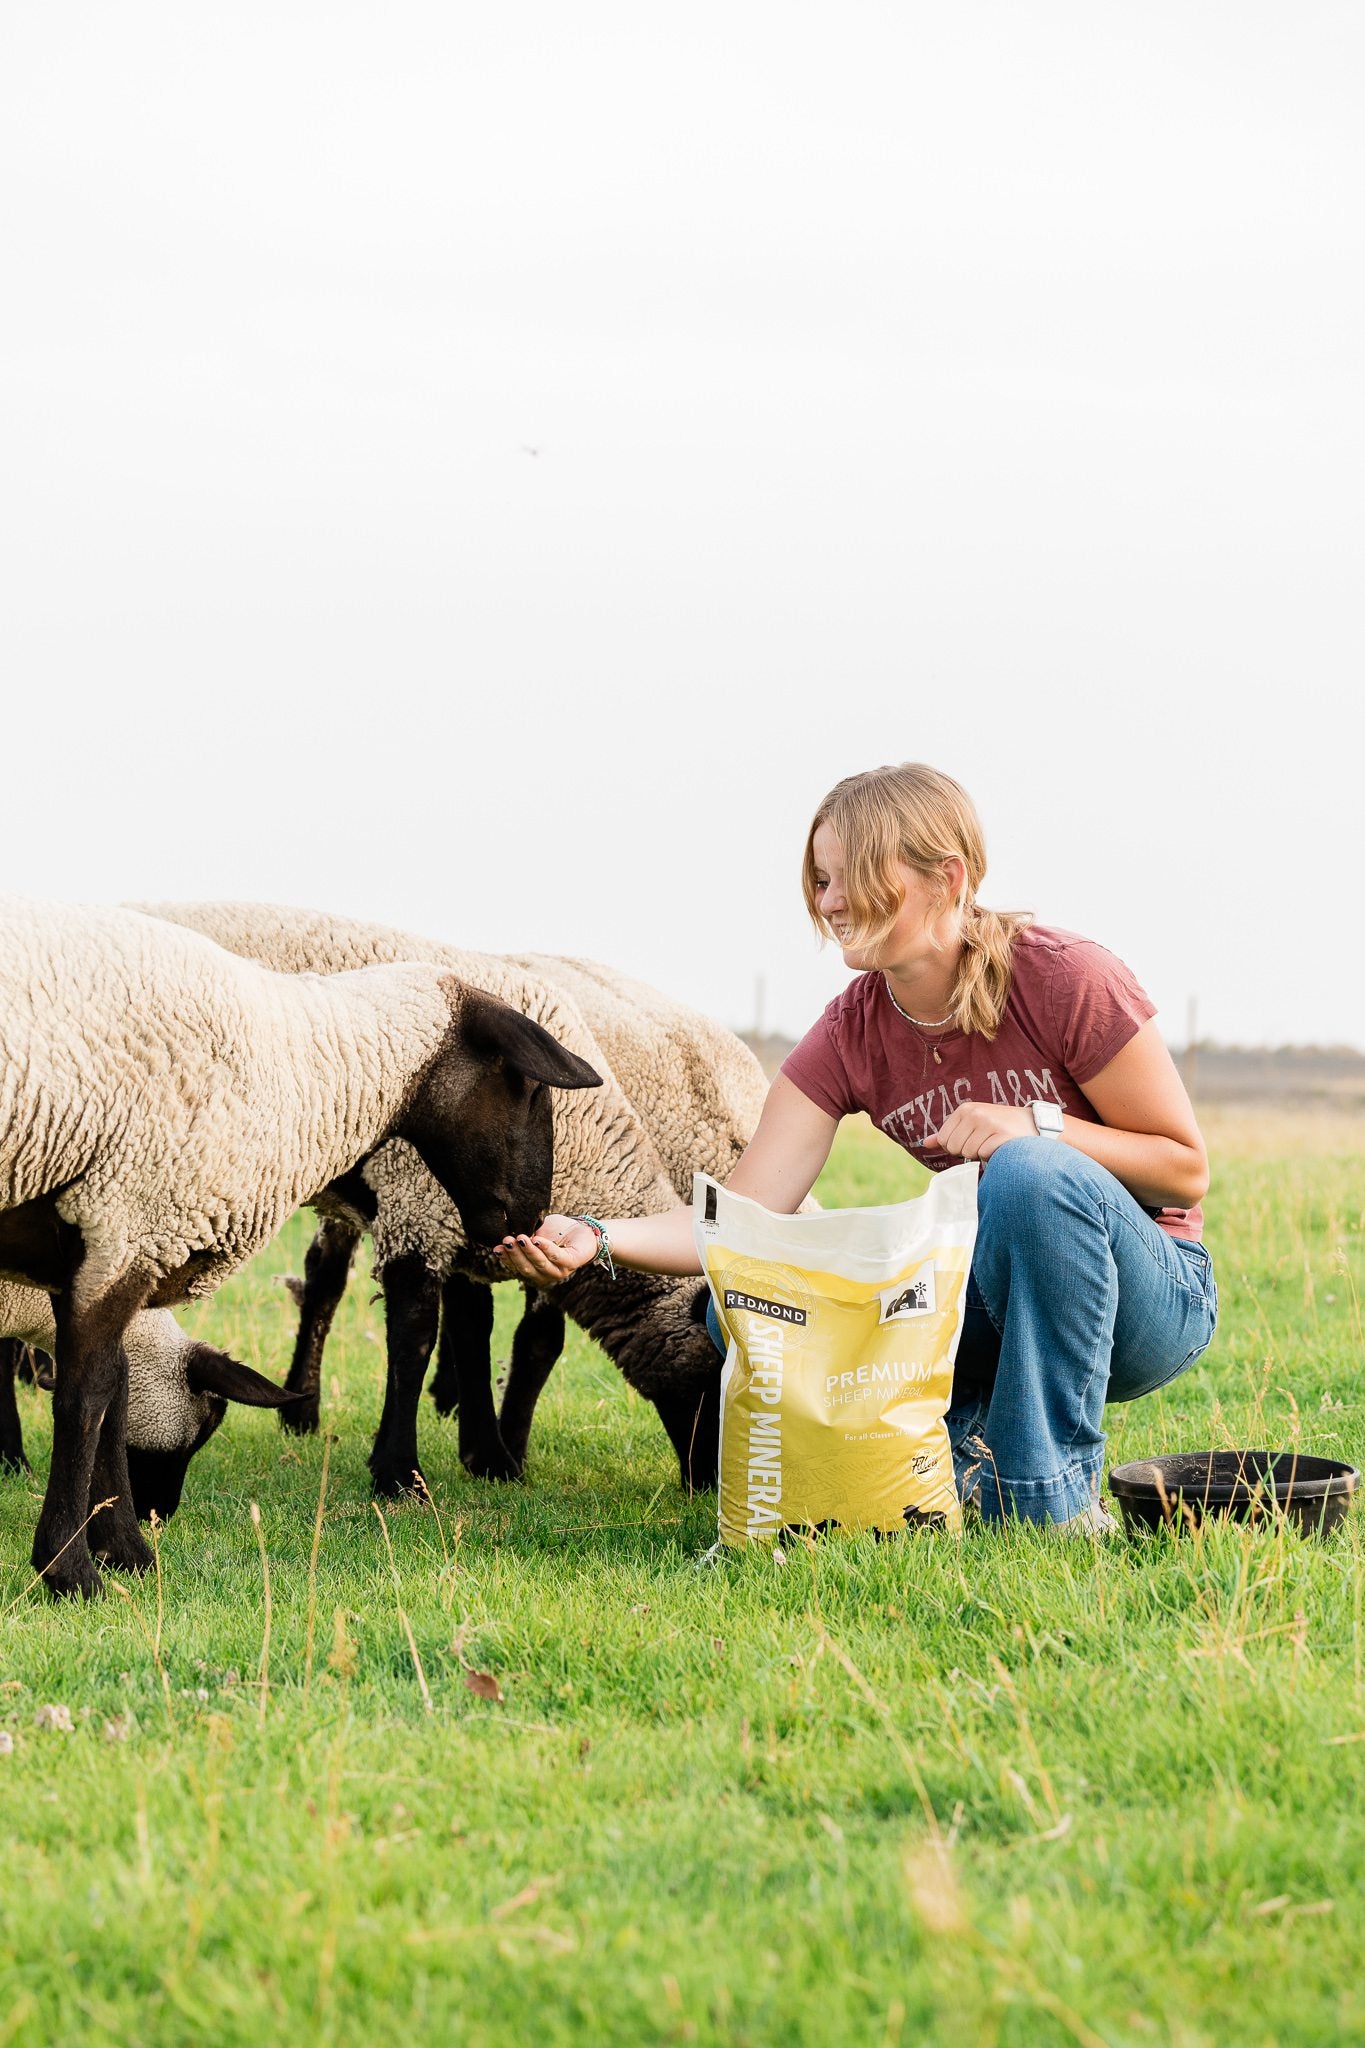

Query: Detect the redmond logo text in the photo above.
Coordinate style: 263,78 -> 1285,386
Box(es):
724,1289 -> 808,1326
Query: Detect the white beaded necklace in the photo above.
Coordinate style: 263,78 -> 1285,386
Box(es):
883,978 -> 955,1064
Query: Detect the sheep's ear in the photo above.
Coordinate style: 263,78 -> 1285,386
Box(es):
457,988 -> 602,1090
183,1344 -> 306,1409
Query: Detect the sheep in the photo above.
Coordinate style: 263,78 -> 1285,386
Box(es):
132,902 -> 751,1493
0,896 -> 601,1598
424,950 -> 770,1436
0,1279 -> 301,1518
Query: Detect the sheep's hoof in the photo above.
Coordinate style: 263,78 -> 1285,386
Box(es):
279,1398 -> 321,1437
369,1461 -> 429,1502
0,1450 -> 30,1477
34,1545 -> 104,1602
94,1533 -> 154,1574
461,1439 -> 524,1484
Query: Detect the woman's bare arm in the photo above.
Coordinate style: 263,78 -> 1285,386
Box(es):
924,1019 -> 1208,1209
725,1074 -> 839,1210
1065,1020 -> 1209,1208
496,1074 -> 839,1285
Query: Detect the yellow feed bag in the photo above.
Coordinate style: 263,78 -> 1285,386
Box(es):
694,1165 -> 978,1545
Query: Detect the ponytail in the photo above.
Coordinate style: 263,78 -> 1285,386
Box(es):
951,903 -> 1032,1040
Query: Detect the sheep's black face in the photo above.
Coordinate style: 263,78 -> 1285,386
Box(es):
568,1275 -> 722,1493
467,1068 -> 556,1242
399,993 -> 602,1246
124,1345 -> 303,1519
424,1065 -> 555,1244
126,1403 -> 226,1523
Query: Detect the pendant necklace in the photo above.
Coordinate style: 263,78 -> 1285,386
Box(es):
883,979 -> 954,1065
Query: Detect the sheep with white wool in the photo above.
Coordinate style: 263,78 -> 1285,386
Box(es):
0,1281 -> 300,1517
509,951 -> 769,1198
135,903 -> 767,1492
0,897 -> 600,1598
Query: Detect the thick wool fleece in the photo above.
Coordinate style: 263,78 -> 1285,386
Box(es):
0,899 -> 464,1308
511,953 -> 769,1200
132,904 -> 775,1474
0,1280 -> 220,1452
131,903 -> 695,1270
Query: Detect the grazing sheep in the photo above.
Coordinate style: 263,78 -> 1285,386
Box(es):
134,903 -> 741,1492
0,1280 -> 300,1517
0,897 -> 601,1598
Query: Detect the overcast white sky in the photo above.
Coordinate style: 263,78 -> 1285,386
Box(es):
2,2 -> 1361,1048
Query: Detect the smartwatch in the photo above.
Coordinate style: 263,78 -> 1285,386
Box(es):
1030,1099 -> 1064,1139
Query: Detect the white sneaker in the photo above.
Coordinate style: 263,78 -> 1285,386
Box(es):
959,1495 -> 1118,1534
1057,1500 -> 1119,1536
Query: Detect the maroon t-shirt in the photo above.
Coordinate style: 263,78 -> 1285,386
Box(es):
782,925 -> 1202,1241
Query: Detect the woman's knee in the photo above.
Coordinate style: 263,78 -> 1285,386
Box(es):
978,1136 -> 1093,1218
973,1139 -> 1109,1274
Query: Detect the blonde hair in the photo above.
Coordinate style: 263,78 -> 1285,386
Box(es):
801,763 -> 1032,1040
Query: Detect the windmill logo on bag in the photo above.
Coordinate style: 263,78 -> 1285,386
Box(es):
878,1264 -> 937,1323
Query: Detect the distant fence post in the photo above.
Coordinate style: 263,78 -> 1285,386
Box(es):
1184,993 -> 1199,1103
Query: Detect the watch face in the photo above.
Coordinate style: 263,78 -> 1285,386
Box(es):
1033,1101 -> 1064,1133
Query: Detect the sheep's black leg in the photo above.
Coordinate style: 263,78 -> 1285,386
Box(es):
368,1255 -> 441,1499
32,1268 -> 152,1600
497,1289 -> 566,1474
428,1273 -> 467,1419
448,1277 -> 520,1482
0,1340 -> 30,1474
281,1215 -> 361,1435
88,1356 -> 156,1574
434,1275 -> 494,1469
651,1379 -> 722,1495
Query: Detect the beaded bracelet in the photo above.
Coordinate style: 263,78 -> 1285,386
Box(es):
574,1214 -> 617,1281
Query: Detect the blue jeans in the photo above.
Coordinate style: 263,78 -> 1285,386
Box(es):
705,1139 -> 1218,1525
951,1139 -> 1216,1521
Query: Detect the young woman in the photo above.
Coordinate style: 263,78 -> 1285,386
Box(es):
497,763 -> 1217,1528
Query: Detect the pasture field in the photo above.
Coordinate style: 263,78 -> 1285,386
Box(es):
2,1109 -> 1364,2047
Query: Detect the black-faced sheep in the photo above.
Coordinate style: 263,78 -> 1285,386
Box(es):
132,903 -> 752,1494
0,898 -> 599,1598
0,1280 -> 300,1518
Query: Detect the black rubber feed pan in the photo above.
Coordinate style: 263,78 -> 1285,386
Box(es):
1109,1450 -> 1359,1538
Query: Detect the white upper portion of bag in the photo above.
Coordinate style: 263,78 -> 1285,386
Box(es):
692,1161 -> 979,1278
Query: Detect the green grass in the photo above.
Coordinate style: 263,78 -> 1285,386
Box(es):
2,1113 -> 1364,2047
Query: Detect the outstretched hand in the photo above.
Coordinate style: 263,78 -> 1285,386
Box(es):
495,1214 -> 598,1288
